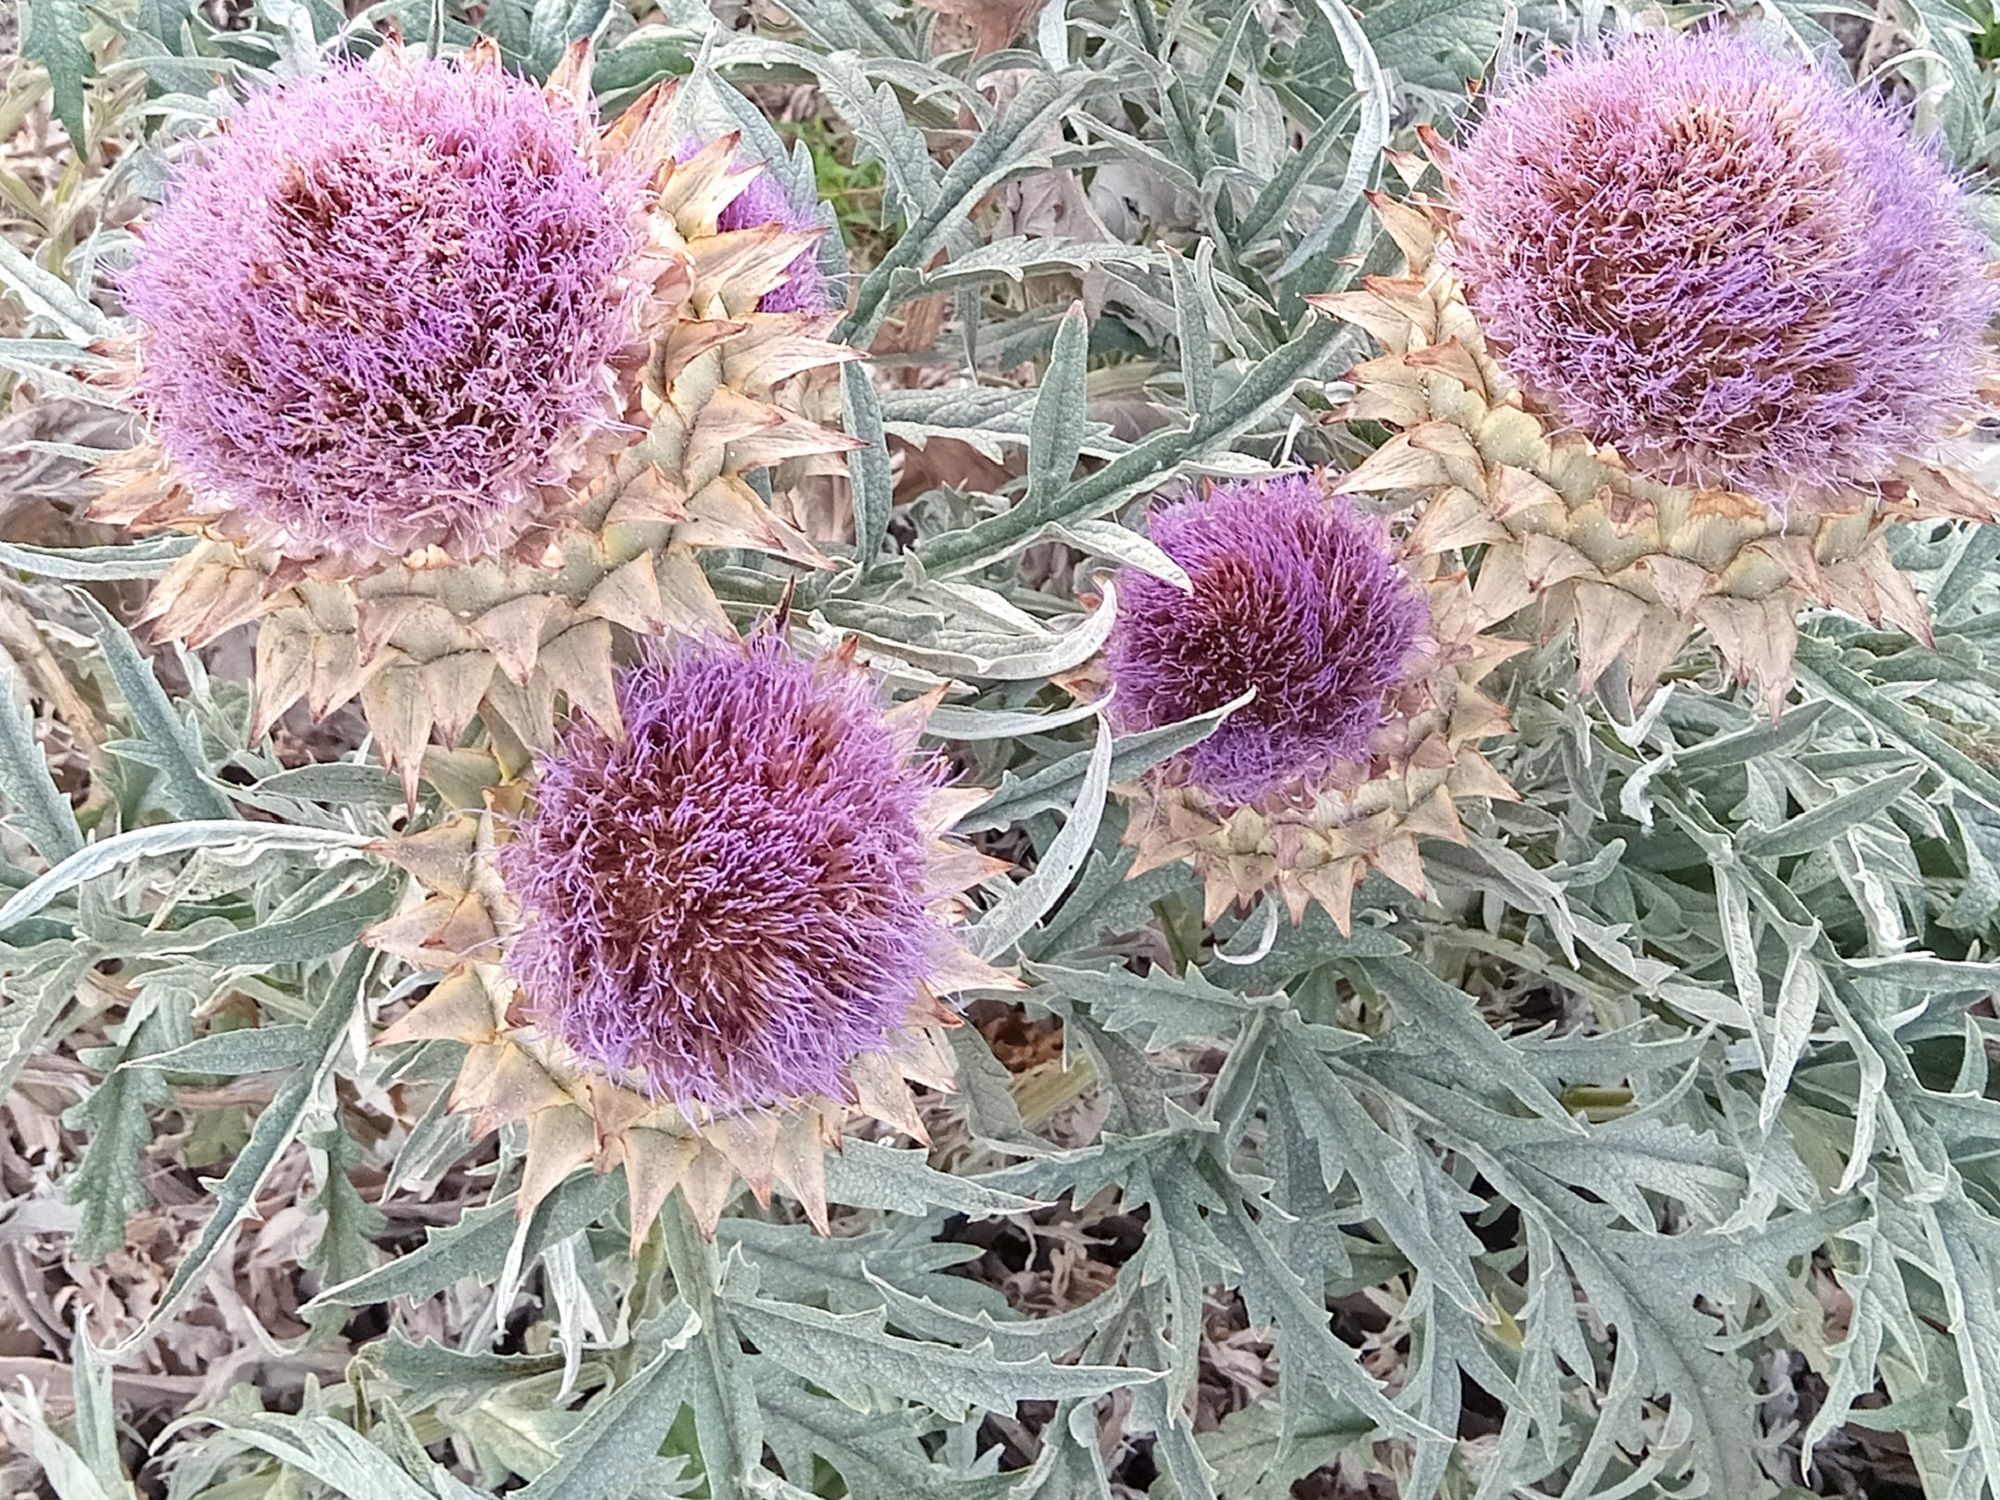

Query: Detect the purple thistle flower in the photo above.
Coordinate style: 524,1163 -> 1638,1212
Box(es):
122,49 -> 649,564
1106,474 -> 1427,804
679,141 -> 831,315
501,636 -> 942,1112
1445,29 -> 1997,502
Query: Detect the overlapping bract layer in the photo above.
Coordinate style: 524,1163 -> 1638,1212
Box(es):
699,149 -> 830,315
367,640 -> 1004,1237
1321,190 -> 1999,716
1444,30 -> 1996,502
504,637 -> 941,1110
99,40 -> 857,801
1114,473 -> 1519,930
1106,475 -> 1425,803
123,46 -> 650,568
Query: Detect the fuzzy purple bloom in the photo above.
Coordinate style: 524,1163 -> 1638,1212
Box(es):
1106,475 -> 1427,804
1446,29 -> 1997,501
122,50 -> 648,562
502,636 -> 941,1112
680,141 -> 831,314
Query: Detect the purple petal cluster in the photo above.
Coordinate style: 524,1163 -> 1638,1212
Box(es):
1106,474 -> 1426,804
122,50 -> 648,563
502,636 -> 941,1112
1446,29 -> 1996,502
682,141 -> 831,314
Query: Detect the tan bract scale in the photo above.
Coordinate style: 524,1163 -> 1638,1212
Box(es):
1120,548 -> 1522,935
1310,190 -> 2000,720
92,40 -> 860,802
362,723 -> 1014,1242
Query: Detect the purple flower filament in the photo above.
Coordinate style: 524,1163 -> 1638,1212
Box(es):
502,637 -> 941,1112
1446,30 -> 1997,501
122,51 -> 648,561
1105,475 -> 1426,804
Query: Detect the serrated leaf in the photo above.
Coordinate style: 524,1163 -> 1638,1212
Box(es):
108,948 -> 370,1352
1026,302 -> 1091,513
0,663 -> 82,863
512,1302 -> 701,1500
823,1139 -> 1043,1216
961,688 -> 1250,832
1795,634 -> 2000,815
310,1170 -> 623,1309
77,593 -> 235,823
66,1000 -> 177,1263
0,821 -> 369,933
726,1291 -> 1161,1421
842,71 -> 1084,343
971,716 -> 1112,958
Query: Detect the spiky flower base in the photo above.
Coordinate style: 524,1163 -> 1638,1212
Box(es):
1313,195 -> 1999,717
96,47 -> 855,798
1123,559 -> 1519,932
364,737 -> 1006,1240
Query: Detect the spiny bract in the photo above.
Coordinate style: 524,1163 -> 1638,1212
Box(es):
691,144 -> 831,315
1443,29 -> 1996,503
97,39 -> 858,803
366,636 -> 1009,1238
1321,179 -> 2000,718
1106,474 -> 1426,804
123,46 -> 651,569
1114,471 -> 1520,931
504,635 -> 942,1111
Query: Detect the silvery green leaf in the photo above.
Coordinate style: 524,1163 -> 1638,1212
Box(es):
0,1383 -> 126,1500
77,593 -> 235,823
960,687 -> 1251,832
0,664 -> 82,863
842,72 -> 1086,343
310,1171 -> 623,1309
922,695 -> 1101,741
117,1024 -> 313,1076
971,717 -> 1111,958
0,536 -> 197,581
725,1291 -> 1161,1421
840,361 -> 893,585
823,1140 -> 1043,1216
1740,763 -> 1926,857
1275,0 -> 1388,277
1029,960 -> 1272,1050
0,821 -> 369,932
252,760 -> 405,805
65,998 -> 176,1263
758,1382 -> 1017,1500
162,1412 -> 448,1500
1795,634 -> 2000,815
107,948 -> 370,1353
511,1302 -> 700,1500
1026,301 -> 1091,515
0,233 -> 110,339
912,315 -> 1343,580
1047,518 -> 1189,591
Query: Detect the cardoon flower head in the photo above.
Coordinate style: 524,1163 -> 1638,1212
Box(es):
1107,474 -> 1427,804
1444,29 -> 1998,501
679,141 -> 831,314
502,636 -> 941,1112
122,46 -> 649,566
